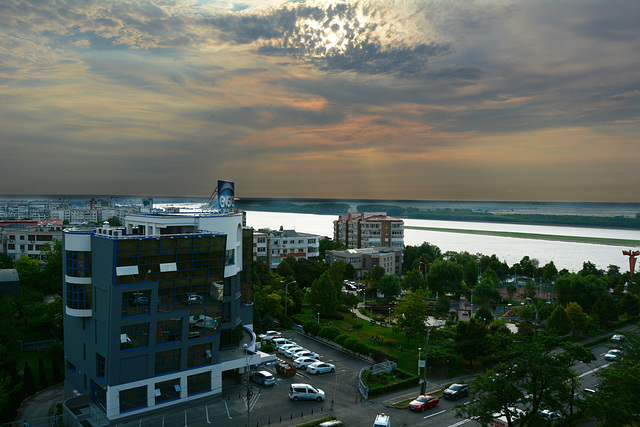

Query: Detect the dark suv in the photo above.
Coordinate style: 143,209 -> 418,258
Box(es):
443,383 -> 470,400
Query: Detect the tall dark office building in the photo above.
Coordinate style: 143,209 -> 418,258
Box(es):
62,212 -> 269,423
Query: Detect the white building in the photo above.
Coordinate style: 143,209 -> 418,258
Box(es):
253,228 -> 321,269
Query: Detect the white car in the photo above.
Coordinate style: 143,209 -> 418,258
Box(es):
307,361 -> 335,375
293,357 -> 318,369
258,330 -> 281,341
278,343 -> 299,355
271,338 -> 294,350
291,350 -> 319,360
611,334 -> 625,342
604,349 -> 622,360
284,346 -> 306,358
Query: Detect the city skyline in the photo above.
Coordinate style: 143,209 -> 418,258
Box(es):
1,0 -> 639,202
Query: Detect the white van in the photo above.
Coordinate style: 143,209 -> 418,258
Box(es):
289,383 -> 325,401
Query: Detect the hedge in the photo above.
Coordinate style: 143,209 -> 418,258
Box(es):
319,326 -> 342,341
366,368 -> 420,398
335,334 -> 351,346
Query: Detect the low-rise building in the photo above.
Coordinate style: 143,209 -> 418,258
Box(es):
0,220 -> 63,261
253,228 -> 321,269
325,247 -> 403,278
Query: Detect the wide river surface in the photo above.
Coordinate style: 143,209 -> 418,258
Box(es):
243,211 -> 640,274
156,204 -> 639,273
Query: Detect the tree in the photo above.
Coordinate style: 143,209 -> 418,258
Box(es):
107,216 -> 121,226
427,259 -> 464,296
309,272 -> 339,317
319,238 -> 345,260
41,239 -> 63,294
393,290 -> 429,341
378,274 -> 401,299
506,284 -> 517,301
455,319 -> 488,366
591,333 -> 640,425
435,296 -> 451,315
402,270 -> 425,292
541,261 -> 558,282
473,277 -> 500,304
546,305 -> 573,336
475,306 -> 494,323
0,253 -> 12,269
565,302 -> 587,336
15,256 -> 41,288
619,292 -> 640,321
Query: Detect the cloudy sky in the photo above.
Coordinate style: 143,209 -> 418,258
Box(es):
1,0 -> 638,202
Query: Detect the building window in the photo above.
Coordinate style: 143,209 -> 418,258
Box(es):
120,323 -> 149,350
155,378 -> 181,404
96,353 -> 105,380
67,361 -> 76,375
91,381 -> 107,411
66,282 -> 92,310
188,372 -> 211,396
119,385 -> 147,413
225,249 -> 235,266
187,343 -> 211,368
156,318 -> 182,344
155,349 -> 181,375
66,251 -> 92,277
121,290 -> 151,317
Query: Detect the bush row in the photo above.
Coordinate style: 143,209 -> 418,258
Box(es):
302,322 -> 371,356
367,368 -> 420,398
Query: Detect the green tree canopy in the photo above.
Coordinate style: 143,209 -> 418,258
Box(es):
378,274 -> 401,299
427,259 -> 464,297
393,290 -> 429,341
309,271 -> 339,317
546,305 -> 573,336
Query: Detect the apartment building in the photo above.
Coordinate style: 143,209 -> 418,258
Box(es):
333,212 -> 404,249
325,247 -> 403,278
253,228 -> 321,269
62,212 -> 270,424
0,220 -> 64,260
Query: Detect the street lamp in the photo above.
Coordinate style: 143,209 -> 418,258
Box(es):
282,280 -> 296,319
317,312 -> 320,324
388,307 -> 391,326
526,297 -> 551,339
243,344 -> 253,427
417,347 -> 422,377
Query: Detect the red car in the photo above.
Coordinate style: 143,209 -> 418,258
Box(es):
408,394 -> 440,412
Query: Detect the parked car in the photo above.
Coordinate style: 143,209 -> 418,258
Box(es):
576,388 -> 597,401
443,383 -> 470,400
278,343 -> 299,355
293,357 -> 319,370
307,362 -> 335,375
284,346 -> 306,358
289,383 -> 325,401
271,338 -> 294,349
604,349 -> 622,360
291,350 -> 319,360
408,394 -> 439,412
539,409 -> 561,421
258,330 -> 281,341
186,293 -> 204,305
611,334 -> 625,342
372,413 -> 391,427
250,370 -> 275,386
318,420 -> 345,427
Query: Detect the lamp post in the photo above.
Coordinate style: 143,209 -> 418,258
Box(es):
423,325 -> 434,391
418,347 -> 422,377
317,312 -> 320,324
388,307 -> 391,326
282,280 -> 296,319
526,297 -> 551,339
243,344 -> 252,427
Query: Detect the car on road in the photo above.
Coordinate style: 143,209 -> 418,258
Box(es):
284,346 -> 306,358
291,350 -> 320,360
604,349 -> 622,360
611,334 -> 625,342
293,357 -> 319,370
408,394 -> 439,412
250,370 -> 275,386
576,388 -> 597,401
289,383 -> 325,401
443,383 -> 470,400
258,330 -> 281,341
372,413 -> 391,427
307,362 -> 335,375
318,420 -> 345,427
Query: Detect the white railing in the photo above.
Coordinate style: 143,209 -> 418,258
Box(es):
358,360 -> 397,400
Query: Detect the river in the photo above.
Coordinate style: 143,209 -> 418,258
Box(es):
156,204 -> 640,273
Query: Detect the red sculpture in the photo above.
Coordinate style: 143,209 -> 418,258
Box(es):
623,250 -> 640,279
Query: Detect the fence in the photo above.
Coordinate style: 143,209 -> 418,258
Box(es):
358,360 -> 397,400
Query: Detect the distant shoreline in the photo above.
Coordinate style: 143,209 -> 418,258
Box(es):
405,226 -> 640,247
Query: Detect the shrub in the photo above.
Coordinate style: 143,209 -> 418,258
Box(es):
353,341 -> 371,356
303,320 -> 321,336
343,336 -> 360,352
261,343 -> 274,352
319,325 -> 342,341
335,333 -> 351,346
370,349 -> 387,363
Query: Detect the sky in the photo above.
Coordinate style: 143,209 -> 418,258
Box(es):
1,0 -> 639,202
